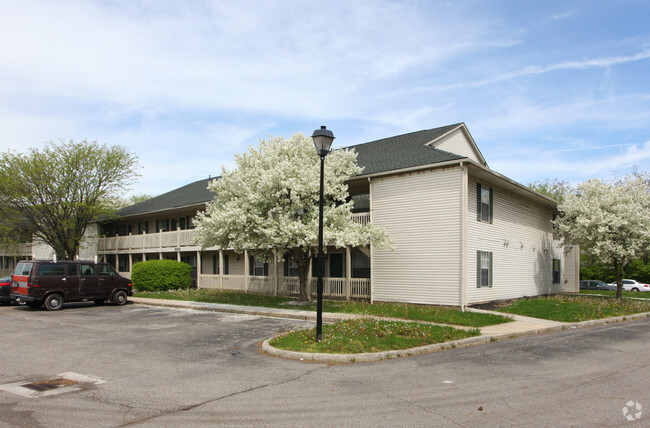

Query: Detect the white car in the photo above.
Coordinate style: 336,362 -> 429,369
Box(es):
609,279 -> 650,292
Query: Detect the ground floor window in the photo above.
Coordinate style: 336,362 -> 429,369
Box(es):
477,251 -> 493,287
284,259 -> 299,277
351,249 -> 370,278
553,259 -> 561,284
249,256 -> 268,276
118,255 -> 129,272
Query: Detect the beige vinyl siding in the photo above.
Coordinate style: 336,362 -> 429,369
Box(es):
371,167 -> 463,306
563,245 -> 580,293
433,129 -> 481,163
467,177 -> 563,304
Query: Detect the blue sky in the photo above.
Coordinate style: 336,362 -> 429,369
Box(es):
1,0 -> 649,197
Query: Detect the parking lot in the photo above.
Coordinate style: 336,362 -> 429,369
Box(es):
1,302 -> 648,427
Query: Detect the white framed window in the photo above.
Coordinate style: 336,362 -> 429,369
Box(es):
477,183 -> 493,223
477,251 -> 493,288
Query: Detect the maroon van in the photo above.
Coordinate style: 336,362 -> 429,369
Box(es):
11,260 -> 132,311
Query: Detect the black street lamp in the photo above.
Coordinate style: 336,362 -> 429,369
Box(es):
311,125 -> 335,342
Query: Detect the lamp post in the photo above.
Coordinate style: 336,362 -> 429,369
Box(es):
311,125 -> 335,342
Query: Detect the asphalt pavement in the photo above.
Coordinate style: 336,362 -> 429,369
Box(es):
130,296 -> 650,363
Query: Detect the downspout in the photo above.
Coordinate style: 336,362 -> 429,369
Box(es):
460,162 -> 468,311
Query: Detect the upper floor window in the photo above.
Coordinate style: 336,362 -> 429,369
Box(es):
156,218 -> 169,232
477,183 -> 493,223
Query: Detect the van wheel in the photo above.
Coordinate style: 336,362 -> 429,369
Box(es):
112,290 -> 127,306
26,301 -> 42,309
44,294 -> 64,311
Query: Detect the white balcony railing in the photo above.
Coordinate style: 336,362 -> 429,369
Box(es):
99,212 -> 371,253
196,274 -> 370,299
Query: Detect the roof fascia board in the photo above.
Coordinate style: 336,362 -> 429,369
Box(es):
113,202 -> 208,221
458,124 -> 488,167
464,160 -> 557,208
356,158 -> 466,180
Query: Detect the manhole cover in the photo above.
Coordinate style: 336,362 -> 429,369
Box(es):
23,378 -> 79,392
0,372 -> 105,398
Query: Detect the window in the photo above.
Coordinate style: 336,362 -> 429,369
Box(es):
156,219 -> 169,232
553,259 -> 561,284
284,259 -> 299,277
98,265 -> 115,276
138,221 -> 149,234
14,263 -> 32,276
249,256 -> 268,276
351,249 -> 370,278
477,183 -> 493,223
223,254 -> 229,275
68,264 -> 77,275
118,255 -> 129,272
116,224 -> 132,236
477,251 -> 493,287
80,265 -> 95,276
38,264 -> 65,276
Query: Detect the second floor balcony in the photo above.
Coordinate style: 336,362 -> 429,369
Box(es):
98,212 -> 371,253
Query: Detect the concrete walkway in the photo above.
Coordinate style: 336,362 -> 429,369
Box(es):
130,296 -> 650,363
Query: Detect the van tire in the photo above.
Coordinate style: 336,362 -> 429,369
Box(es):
44,294 -> 64,311
27,301 -> 42,309
112,290 -> 127,306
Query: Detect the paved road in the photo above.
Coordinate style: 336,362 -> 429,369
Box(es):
0,302 -> 648,427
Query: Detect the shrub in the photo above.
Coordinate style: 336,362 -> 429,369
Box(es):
131,260 -> 192,292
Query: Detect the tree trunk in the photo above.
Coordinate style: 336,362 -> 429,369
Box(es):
292,250 -> 311,302
614,258 -> 623,299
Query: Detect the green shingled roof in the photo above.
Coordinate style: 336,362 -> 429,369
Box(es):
118,123 -> 468,217
351,123 -> 465,176
118,177 -> 216,217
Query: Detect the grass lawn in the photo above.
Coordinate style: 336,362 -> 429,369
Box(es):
134,289 -> 510,327
498,294 -> 650,322
579,289 -> 650,299
269,318 -> 481,354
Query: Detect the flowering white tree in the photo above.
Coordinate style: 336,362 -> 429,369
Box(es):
554,175 -> 650,298
193,132 -> 392,301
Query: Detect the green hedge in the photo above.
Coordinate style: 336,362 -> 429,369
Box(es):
131,260 -> 193,292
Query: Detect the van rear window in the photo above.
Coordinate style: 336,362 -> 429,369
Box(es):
38,264 -> 66,276
14,262 -> 32,276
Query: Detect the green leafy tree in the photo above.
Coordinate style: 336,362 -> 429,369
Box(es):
0,140 -> 139,259
528,178 -> 573,203
554,175 -> 650,297
108,193 -> 155,210
193,132 -> 392,301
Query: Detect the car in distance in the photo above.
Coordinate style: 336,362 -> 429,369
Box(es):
608,279 -> 650,292
11,259 -> 133,310
1,276 -> 14,304
579,280 -> 615,291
